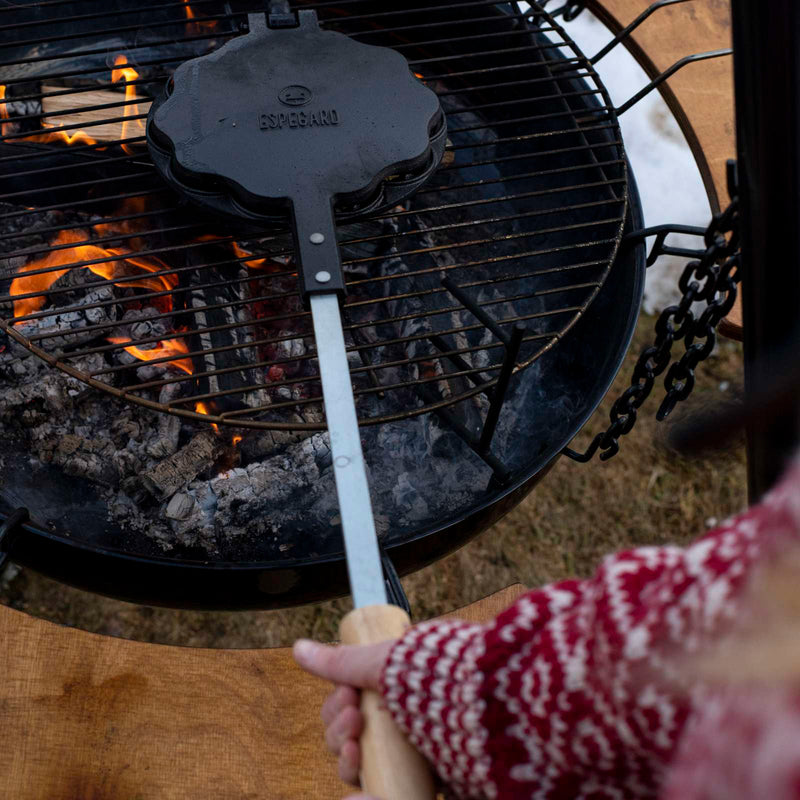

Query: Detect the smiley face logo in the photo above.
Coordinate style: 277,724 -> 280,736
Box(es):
278,85 -> 313,106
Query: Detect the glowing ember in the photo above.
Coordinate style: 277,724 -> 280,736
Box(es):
10,229 -> 178,319
111,55 -> 145,154
232,435 -> 243,447
195,401 -> 220,432
109,331 -> 194,375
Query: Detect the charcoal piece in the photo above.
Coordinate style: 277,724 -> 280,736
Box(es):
0,203 -> 88,260
165,492 -> 194,521
142,430 -> 224,500
9,285 -> 116,351
337,217 -> 399,273
146,412 -> 181,459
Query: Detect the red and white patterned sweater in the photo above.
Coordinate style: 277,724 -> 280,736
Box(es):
379,459 -> 800,799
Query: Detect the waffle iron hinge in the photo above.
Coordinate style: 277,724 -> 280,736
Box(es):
267,1 -> 299,29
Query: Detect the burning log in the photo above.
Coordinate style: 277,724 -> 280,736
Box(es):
142,430 -> 224,500
35,57 -> 148,149
39,84 -> 151,145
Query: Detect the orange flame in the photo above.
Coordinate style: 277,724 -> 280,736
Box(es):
195,401 -> 220,432
232,435 -> 243,447
10,54 -> 144,149
93,196 -> 149,239
183,1 -> 217,33
10,229 -> 177,319
23,85 -> 99,147
0,85 -> 9,138
194,235 -> 275,271
109,330 -> 194,375
111,55 -> 145,154
39,127 -> 98,147
230,241 -> 268,270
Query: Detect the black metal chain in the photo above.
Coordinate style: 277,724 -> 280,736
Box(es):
565,190 -> 741,462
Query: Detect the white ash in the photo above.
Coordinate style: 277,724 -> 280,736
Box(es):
0,320 -> 545,561
147,410 -> 181,458
0,561 -> 21,589
0,204 -> 88,261
0,334 -> 333,554
9,286 -> 116,351
0,96 -> 39,130
167,433 -> 331,548
239,408 -> 324,461
117,307 -> 170,341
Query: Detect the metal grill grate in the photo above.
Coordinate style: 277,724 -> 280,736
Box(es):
0,1 -> 627,431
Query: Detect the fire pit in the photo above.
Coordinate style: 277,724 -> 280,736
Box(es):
0,1 -> 643,608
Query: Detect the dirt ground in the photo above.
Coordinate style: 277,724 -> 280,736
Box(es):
0,314 -> 747,648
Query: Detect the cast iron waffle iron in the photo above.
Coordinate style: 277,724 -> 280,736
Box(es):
148,8 -> 444,797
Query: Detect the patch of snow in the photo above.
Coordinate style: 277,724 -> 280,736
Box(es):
519,5 -> 712,313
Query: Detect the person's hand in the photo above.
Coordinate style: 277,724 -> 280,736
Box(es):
293,637 -> 396,795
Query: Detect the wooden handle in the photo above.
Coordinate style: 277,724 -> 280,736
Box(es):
340,604 -> 436,800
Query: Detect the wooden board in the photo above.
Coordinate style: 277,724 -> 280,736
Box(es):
587,0 -> 742,338
0,584 -> 526,799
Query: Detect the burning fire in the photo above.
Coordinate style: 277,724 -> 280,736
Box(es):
10,229 -> 177,319
111,55 -> 145,154
109,329 -> 194,375
193,403 -> 246,446
0,84 -> 9,138
230,241 -> 269,270
0,53 -> 145,150
93,196 -> 150,241
4,85 -> 100,147
37,125 -> 98,147
195,401 -> 220,432
183,1 -> 218,33
193,234 -> 284,273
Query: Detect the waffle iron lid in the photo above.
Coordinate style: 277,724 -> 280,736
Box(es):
147,9 -> 446,219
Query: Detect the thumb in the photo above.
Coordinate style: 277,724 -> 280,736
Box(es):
293,638 -> 394,690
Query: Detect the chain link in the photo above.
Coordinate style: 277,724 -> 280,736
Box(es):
565,195 -> 741,462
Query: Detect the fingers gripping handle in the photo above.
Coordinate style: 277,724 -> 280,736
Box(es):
339,605 -> 436,800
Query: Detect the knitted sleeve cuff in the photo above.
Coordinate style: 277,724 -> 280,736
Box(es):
380,618 -> 493,799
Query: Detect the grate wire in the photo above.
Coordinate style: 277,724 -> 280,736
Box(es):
0,0 -> 627,430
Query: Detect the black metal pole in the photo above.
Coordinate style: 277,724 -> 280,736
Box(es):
731,0 -> 800,501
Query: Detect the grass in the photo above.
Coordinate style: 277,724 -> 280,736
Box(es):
0,313 -> 747,647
